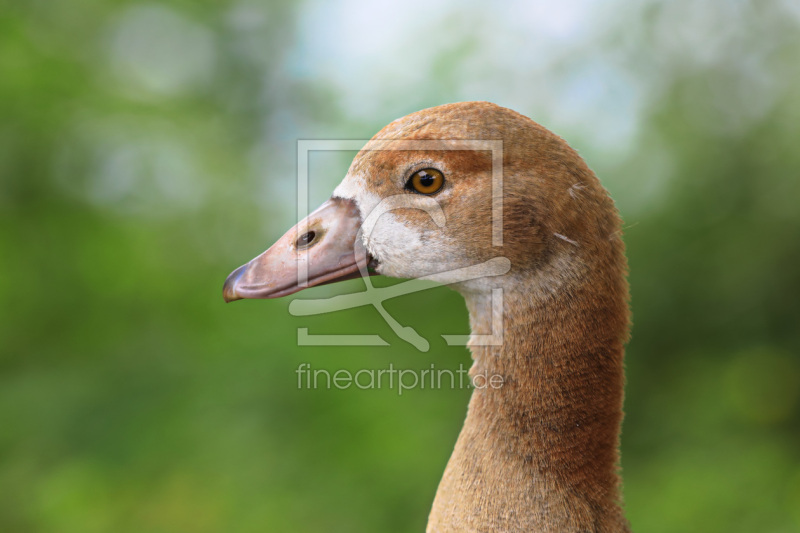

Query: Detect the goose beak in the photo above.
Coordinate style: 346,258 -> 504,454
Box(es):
223,197 -> 374,302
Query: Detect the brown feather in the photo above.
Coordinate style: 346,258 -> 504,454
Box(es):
347,102 -> 631,532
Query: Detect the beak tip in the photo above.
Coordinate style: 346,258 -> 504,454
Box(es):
223,263 -> 247,303
222,282 -> 241,303
222,292 -> 241,303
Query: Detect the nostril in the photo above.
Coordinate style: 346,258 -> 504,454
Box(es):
296,231 -> 317,249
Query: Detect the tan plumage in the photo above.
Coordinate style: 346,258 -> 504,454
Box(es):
225,102 -> 631,532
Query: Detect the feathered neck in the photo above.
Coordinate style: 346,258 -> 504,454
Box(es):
427,245 -> 630,532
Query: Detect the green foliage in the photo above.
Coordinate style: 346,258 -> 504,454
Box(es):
1,1 -> 799,531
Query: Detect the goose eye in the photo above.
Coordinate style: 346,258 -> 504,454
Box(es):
407,168 -> 444,195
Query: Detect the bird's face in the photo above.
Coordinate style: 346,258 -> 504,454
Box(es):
333,144 -> 499,281
222,144 -> 499,302
222,101 -> 607,303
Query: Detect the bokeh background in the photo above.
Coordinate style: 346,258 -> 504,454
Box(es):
2,0 -> 800,531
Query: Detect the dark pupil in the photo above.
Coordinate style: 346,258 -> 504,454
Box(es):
419,173 -> 435,187
297,231 -> 315,247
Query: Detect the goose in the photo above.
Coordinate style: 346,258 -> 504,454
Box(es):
223,102 -> 631,532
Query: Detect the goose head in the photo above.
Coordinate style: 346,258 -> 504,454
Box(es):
223,101 -> 631,531
223,101 -> 624,303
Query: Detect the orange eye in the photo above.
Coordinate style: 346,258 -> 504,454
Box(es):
407,168 -> 445,195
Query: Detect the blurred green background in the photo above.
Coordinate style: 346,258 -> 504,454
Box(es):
2,0 -> 800,531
